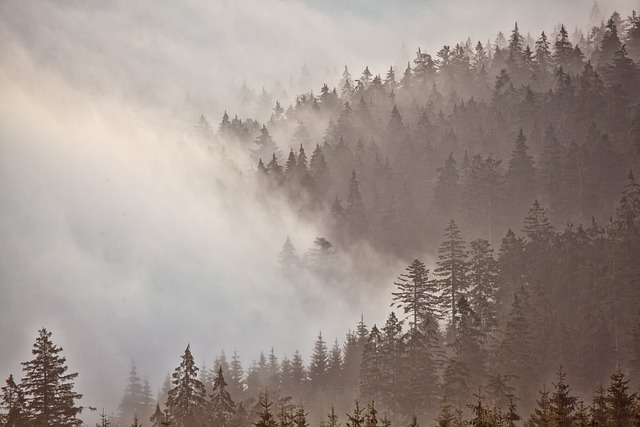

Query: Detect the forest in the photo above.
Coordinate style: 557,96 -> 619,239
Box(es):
2,1 -> 640,427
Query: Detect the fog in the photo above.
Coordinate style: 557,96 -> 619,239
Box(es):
0,0 -> 637,421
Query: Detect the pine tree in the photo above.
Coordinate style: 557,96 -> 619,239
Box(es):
325,405 -> 339,427
326,339 -> 343,395
20,328 -> 83,427
528,387 -> 553,427
308,333 -> 328,395
379,312 -> 402,413
466,239 -> 498,340
605,369 -> 637,426
1,374 -> 26,427
150,404 -> 166,427
97,409 -> 111,427
228,350 -> 245,403
392,259 -> 439,332
128,413 -> 142,427
255,392 -> 276,427
166,344 -> 206,427
504,129 -> 536,224
498,292 -> 535,405
436,398 -> 455,427
119,360 -> 145,426
432,153 -> 460,218
346,400 -> 365,427
345,172 -> 368,241
209,367 -> 236,427
434,220 -> 468,335
279,237 -> 299,276
550,367 -> 576,427
359,326 -> 382,403
252,125 -> 281,163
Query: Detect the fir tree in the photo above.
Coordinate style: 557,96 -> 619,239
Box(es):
434,220 -> 468,335
255,392 -> 276,427
466,239 -> 499,340
209,367 -> 236,427
308,333 -> 328,395
119,360 -> 145,427
166,344 -> 206,427
345,172 -> 368,241
550,367 -> 576,427
605,369 -> 637,426
392,259 -> 438,332
20,328 -> 83,427
1,374 -> 26,427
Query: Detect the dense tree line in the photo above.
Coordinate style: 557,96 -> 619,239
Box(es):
201,4 -> 640,259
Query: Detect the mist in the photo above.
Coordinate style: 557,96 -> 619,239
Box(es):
1,0 -> 639,425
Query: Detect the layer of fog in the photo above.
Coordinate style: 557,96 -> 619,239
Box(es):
0,0 -> 637,421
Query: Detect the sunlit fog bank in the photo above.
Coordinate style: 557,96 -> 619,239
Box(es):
1,0 -> 639,424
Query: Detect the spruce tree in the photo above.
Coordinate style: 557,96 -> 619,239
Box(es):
166,344 -> 206,427
345,172 -> 368,241
209,367 -> 236,427
466,239 -> 499,339
20,328 -> 83,427
434,220 -> 468,336
359,326 -> 382,404
504,129 -> 536,224
119,361 -> 145,427
605,369 -> 637,426
550,368 -> 576,427
308,333 -> 328,395
1,374 -> 26,427
432,153 -> 460,218
392,260 -> 439,332
255,392 -> 276,427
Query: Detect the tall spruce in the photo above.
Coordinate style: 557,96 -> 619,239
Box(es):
434,220 -> 468,337
166,344 -> 206,427
20,328 -> 83,427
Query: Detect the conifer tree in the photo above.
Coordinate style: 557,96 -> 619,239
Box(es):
466,239 -> 499,339
432,153 -> 460,218
346,400 -> 365,427
504,129 -> 536,224
150,404 -> 166,427
359,326 -> 382,404
20,328 -> 83,427
1,374 -> 26,427
308,333 -> 328,395
119,361 -> 145,427
528,387 -> 553,427
255,392 -> 276,427
434,220 -> 468,335
378,312 -> 402,412
252,125 -> 281,163
209,367 -> 236,427
436,398 -> 455,427
97,409 -> 111,427
392,260 -> 438,332
550,368 -> 576,427
166,344 -> 206,427
345,172 -> 368,241
605,369 -> 637,426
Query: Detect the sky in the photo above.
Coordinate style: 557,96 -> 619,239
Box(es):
0,0 -> 637,421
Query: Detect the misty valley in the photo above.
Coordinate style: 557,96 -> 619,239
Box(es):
2,1 -> 640,427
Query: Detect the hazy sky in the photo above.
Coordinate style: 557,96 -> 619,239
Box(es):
0,0 -> 637,421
